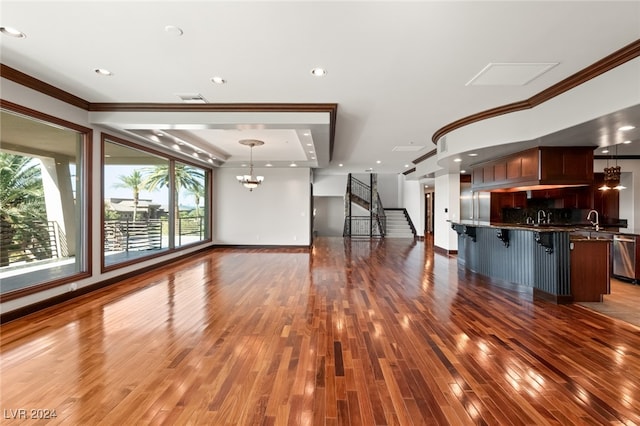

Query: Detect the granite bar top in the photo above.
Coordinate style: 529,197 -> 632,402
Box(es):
449,220 -> 637,237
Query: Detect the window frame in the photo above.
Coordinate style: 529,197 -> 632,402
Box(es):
0,100 -> 92,302
100,133 -> 213,273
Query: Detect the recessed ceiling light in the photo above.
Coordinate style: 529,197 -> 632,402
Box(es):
622,140 -> 632,144
164,25 -> 183,36
460,170 -> 466,174
311,157 -> 316,160
602,149 -> 609,153
94,68 -> 113,76
265,163 -> 273,167
308,150 -> 314,154
338,163 -> 343,167
311,67 -> 327,77
290,163 -> 297,167
211,76 -> 226,84
303,132 -> 310,136
376,160 -> 381,164
404,164 -> 410,168
619,125 -> 635,131
468,153 -> 478,157
0,26 -> 26,38
306,143 -> 313,146
453,158 -> 462,162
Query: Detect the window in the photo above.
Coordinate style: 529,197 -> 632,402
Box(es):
103,137 -> 170,268
102,135 -> 211,270
174,162 -> 208,247
0,106 -> 90,298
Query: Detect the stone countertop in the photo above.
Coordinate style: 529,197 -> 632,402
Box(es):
449,220 -> 637,237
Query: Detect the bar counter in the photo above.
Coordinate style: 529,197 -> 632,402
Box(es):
450,220 -> 612,303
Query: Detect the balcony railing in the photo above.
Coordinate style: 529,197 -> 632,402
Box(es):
104,220 -> 163,252
0,220 -> 64,267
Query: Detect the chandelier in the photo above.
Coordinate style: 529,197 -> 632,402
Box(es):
236,139 -> 265,191
599,144 -> 625,191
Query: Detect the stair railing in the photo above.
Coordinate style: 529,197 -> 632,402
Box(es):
344,174 -> 387,237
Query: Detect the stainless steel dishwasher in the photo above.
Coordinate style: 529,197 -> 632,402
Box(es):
613,235 -> 636,281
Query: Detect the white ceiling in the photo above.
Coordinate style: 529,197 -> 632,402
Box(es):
1,1 -> 639,175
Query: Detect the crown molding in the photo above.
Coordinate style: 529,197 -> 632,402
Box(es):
431,38 -> 640,145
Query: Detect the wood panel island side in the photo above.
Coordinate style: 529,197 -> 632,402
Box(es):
450,221 -> 611,303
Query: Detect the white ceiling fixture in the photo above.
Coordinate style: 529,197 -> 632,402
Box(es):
211,76 -> 226,85
0,26 -> 26,38
310,67 -> 327,77
94,68 -> 113,76
164,25 -> 183,36
176,93 -> 208,104
466,62 -> 558,86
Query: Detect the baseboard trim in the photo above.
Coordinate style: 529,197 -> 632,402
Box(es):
212,244 -> 311,251
434,245 -> 458,256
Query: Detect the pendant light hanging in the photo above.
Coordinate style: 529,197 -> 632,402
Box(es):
236,139 -> 265,191
600,144 -> 624,191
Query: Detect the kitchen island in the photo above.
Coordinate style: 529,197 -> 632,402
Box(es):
450,221 -> 612,303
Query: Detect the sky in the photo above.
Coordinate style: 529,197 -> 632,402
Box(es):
104,165 -> 203,208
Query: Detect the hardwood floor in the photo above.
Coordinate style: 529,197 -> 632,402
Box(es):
1,237 -> 639,425
579,278 -> 640,328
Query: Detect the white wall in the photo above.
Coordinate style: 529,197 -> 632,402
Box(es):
401,178 -> 423,236
313,173 -> 347,196
214,167 -> 311,245
314,196 -> 344,236
434,173 -> 460,252
377,173 -> 401,208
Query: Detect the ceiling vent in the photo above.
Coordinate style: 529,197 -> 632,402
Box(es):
176,93 -> 208,104
392,145 -> 425,152
466,62 -> 558,86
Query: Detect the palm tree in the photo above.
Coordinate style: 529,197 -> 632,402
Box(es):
185,189 -> 202,218
143,163 -> 204,229
113,170 -> 145,221
0,153 -> 47,266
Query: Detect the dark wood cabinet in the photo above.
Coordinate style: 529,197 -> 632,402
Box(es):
490,192 -> 527,222
570,239 -> 610,302
471,146 -> 594,191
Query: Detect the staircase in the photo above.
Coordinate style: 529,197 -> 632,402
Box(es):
384,209 -> 415,238
343,174 -> 416,239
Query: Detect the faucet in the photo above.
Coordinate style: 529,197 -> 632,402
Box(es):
587,209 -> 599,231
537,210 -> 547,225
